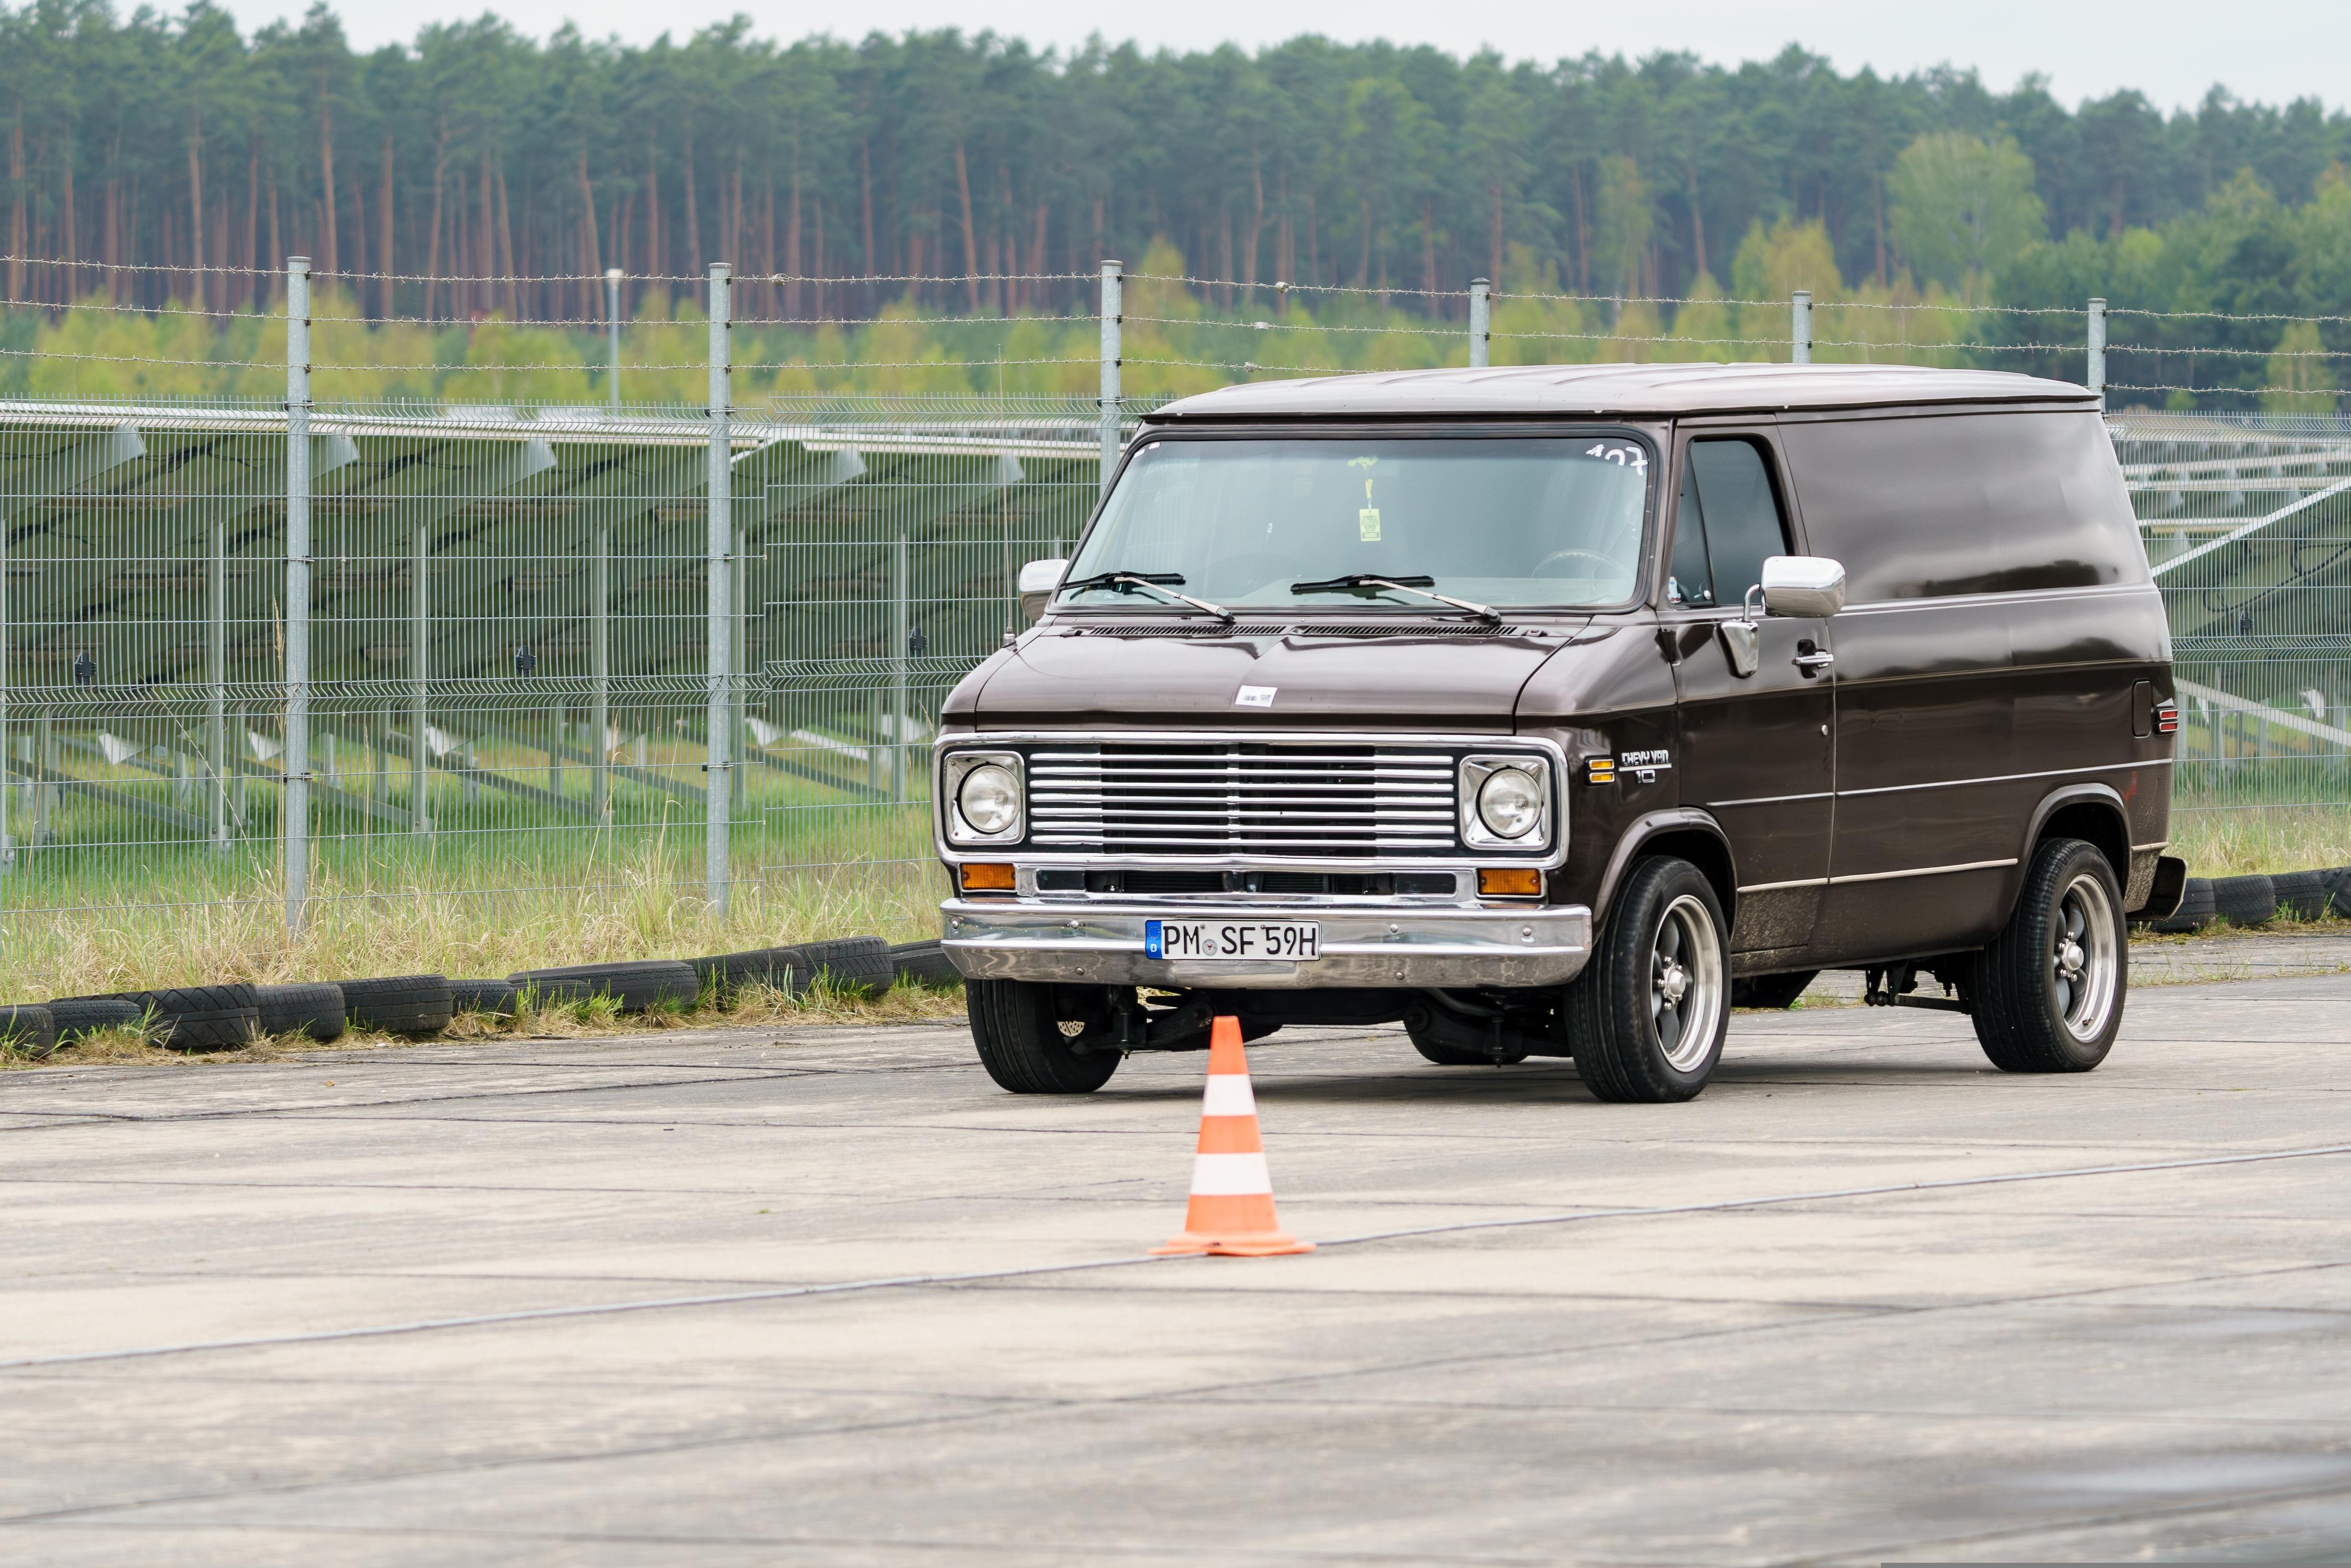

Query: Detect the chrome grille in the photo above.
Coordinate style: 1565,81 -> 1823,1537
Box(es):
1026,742 -> 1458,857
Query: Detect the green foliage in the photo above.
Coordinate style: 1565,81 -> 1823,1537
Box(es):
1887,133 -> 2048,293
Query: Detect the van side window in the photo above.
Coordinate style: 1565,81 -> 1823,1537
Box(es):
1670,438 -> 1791,609
1779,410 -> 2145,602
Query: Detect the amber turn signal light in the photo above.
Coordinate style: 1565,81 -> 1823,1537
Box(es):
1477,867 -> 1542,897
960,862 -> 1016,892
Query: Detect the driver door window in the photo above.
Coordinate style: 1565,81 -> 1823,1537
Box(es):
1669,438 -> 1793,610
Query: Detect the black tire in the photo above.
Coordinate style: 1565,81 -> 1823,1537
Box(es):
777,937 -> 894,997
690,947 -> 801,1000
2273,869 -> 2334,922
46,997 -> 144,1044
2325,866 -> 2351,920
2143,876 -> 2215,934
1565,856 -> 1731,1103
106,984 -> 260,1052
257,982 -> 346,1041
2210,873 -> 2277,928
335,974 -> 455,1035
1731,969 -> 1819,1010
1407,1028 -> 1530,1067
888,939 -> 963,989
1973,837 -> 2126,1074
967,978 -> 1122,1093
0,1005 -> 58,1057
450,979 -> 521,1017
507,960 -> 698,1013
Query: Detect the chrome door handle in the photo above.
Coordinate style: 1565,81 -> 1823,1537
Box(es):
1793,650 -> 1835,673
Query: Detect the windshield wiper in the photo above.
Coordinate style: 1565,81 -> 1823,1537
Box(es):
1288,573 -> 1499,623
1057,570 -> 1232,621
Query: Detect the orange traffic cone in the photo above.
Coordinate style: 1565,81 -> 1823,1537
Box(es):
1153,1016 -> 1314,1257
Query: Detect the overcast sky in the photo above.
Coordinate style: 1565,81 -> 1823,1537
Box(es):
216,0 -> 2348,114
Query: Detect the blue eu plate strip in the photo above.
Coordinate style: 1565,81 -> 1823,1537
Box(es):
1144,920 -> 1163,959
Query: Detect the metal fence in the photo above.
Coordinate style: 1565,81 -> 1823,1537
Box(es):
5,260 -> 2351,953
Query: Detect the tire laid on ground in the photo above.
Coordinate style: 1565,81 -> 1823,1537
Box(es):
507,960 -> 698,1013
257,982 -> 346,1041
2210,873 -> 2278,928
689,947 -> 800,1000
778,937 -> 894,997
1972,837 -> 2126,1074
1731,969 -> 1819,1010
450,979 -> 521,1017
2272,869 -> 2335,922
108,984 -> 260,1052
2325,867 -> 2351,920
887,940 -> 963,989
46,997 -> 143,1044
2143,876 -> 2215,934
966,978 -> 1121,1093
334,975 -> 455,1035
1564,856 -> 1731,1103
0,1005 -> 58,1056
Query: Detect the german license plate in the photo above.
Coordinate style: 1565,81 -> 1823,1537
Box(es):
1145,919 -> 1321,962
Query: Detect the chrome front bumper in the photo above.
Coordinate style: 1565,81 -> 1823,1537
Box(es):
940,899 -> 1593,990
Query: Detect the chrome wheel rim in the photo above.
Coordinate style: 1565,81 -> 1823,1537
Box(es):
2051,872 -> 2120,1043
1650,893 -> 1725,1073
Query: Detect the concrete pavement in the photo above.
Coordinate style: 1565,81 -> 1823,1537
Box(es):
5,973 -> 2351,1564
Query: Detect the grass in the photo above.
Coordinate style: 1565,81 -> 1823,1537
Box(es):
2169,801 -> 2351,878
0,972 -> 968,1072
0,829 -> 948,1004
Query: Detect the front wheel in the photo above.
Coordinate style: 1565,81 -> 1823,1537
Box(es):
1973,837 -> 2125,1073
967,979 -> 1122,1093
1565,856 -> 1730,1103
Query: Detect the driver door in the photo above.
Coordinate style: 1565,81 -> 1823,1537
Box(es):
1663,430 -> 1836,964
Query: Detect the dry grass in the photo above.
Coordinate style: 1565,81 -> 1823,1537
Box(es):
0,974 -> 968,1072
0,845 -> 945,1005
2170,805 -> 2351,879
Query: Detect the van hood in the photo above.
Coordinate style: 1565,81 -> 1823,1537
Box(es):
960,622 -> 1588,727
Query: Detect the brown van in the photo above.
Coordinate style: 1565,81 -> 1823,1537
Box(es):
933,364 -> 2184,1101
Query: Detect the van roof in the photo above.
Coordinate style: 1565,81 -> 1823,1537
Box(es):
1146,362 -> 2097,422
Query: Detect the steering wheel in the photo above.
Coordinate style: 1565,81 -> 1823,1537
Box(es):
1531,547 -> 1621,578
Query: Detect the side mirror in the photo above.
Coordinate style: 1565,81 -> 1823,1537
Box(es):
1017,558 -> 1068,623
1759,555 -> 1846,618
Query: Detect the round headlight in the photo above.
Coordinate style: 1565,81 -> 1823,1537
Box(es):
957,763 -> 1020,836
1476,767 -> 1543,840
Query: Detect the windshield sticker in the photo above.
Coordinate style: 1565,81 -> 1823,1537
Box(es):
1235,685 -> 1277,708
1357,464 -> 1381,541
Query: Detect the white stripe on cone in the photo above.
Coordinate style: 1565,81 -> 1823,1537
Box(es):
1188,1151 -> 1274,1196
1201,1075 -> 1257,1117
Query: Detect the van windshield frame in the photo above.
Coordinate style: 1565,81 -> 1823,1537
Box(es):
1062,424 -> 1662,616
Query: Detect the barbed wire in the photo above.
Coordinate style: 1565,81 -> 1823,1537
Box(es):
0,345 -> 265,369
1129,274 -> 1471,300
1125,313 -> 1470,336
0,255 -> 272,277
2109,383 -> 2340,395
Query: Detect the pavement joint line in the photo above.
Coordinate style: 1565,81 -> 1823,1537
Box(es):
6,1138 -> 2351,1374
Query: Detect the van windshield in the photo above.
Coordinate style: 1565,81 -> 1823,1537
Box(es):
1064,434 -> 1653,611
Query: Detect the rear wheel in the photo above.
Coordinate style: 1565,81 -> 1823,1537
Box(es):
1566,856 -> 1730,1103
1973,837 -> 2125,1073
968,979 -> 1122,1094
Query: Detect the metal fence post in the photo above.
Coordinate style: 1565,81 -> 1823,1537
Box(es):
590,519 -> 610,822
2088,297 -> 2108,410
1469,278 -> 1492,368
606,267 -> 623,411
891,532 -> 909,802
284,256 -> 312,933
1099,259 -> 1122,498
210,509 -> 228,849
705,261 -> 732,912
732,515 -> 748,816
410,511 -> 429,834
1791,290 -> 1812,365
